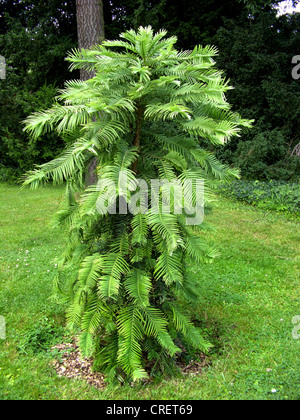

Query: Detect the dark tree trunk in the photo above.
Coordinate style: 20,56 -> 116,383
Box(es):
76,0 -> 105,185
76,0 -> 105,81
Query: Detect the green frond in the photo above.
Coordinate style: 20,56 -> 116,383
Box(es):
182,115 -> 239,144
79,184 -> 108,217
139,306 -> 167,336
129,247 -> 143,263
174,276 -> 200,302
124,269 -> 152,307
154,249 -> 183,285
172,77 -> 231,105
131,213 -> 149,246
171,306 -> 213,352
102,39 -> 139,54
164,151 -> 187,171
117,306 -> 148,380
156,331 -> 181,357
146,211 -> 181,252
145,101 -> 192,121
78,254 -> 103,290
23,104 -> 93,139
182,230 -> 220,263
66,47 -> 101,72
192,44 -> 219,58
79,331 -> 95,357
114,144 -> 139,169
22,142 -> 88,188
140,306 -> 180,356
191,148 -> 240,180
117,26 -> 173,61
74,120 -> 128,152
65,297 -> 85,331
177,167 -> 219,210
155,158 -> 176,181
53,199 -> 79,228
86,301 -> 108,335
98,253 -> 129,300
78,297 -> 102,355
155,133 -> 197,157
109,229 -> 130,255
100,165 -> 137,199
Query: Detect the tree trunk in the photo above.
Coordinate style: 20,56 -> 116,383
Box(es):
76,0 -> 105,81
76,0 -> 105,185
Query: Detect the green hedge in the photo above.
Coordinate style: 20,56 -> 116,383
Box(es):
218,179 -> 300,218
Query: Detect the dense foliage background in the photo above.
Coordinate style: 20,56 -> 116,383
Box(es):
0,0 -> 299,181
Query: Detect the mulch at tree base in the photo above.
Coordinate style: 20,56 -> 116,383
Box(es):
51,342 -> 107,390
51,340 -> 209,390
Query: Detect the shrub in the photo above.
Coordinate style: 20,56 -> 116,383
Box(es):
18,317 -> 65,355
218,179 -> 300,217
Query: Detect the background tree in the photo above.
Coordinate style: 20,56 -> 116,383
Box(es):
76,0 -> 105,80
215,8 -> 300,180
103,0 -> 245,47
75,0 -> 105,184
0,0 -> 78,179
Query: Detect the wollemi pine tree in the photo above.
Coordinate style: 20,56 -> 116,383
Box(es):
23,27 -> 252,382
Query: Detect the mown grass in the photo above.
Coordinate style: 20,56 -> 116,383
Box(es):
0,182 -> 299,400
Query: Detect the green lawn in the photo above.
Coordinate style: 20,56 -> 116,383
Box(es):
0,182 -> 299,400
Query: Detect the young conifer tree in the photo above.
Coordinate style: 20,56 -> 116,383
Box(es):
23,26 -> 252,382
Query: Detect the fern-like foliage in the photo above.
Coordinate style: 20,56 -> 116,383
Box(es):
22,26 -> 252,383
